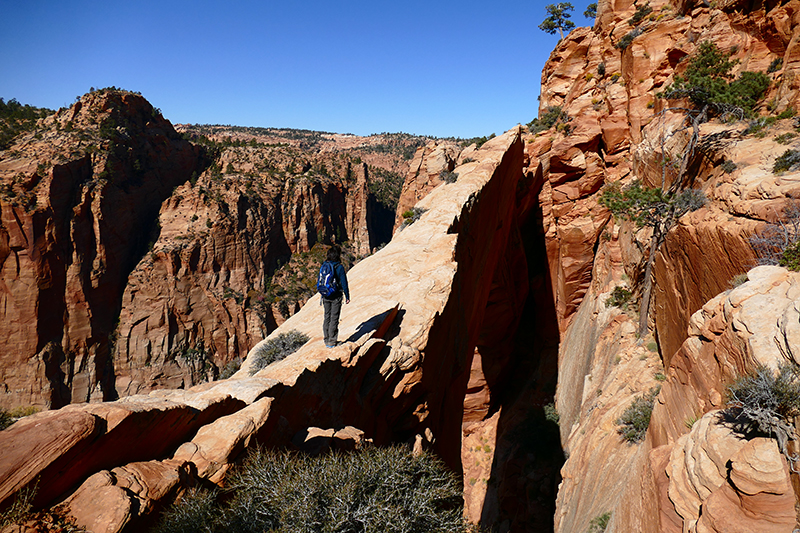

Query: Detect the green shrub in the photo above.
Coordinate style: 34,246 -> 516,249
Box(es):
219,359 -> 241,380
439,170 -> 459,184
779,239 -> 800,271
744,116 -> 776,137
605,286 -> 634,310
528,106 -> 569,134
773,149 -> 800,173
544,402 -> 560,424
720,159 -> 737,173
0,406 -> 41,431
728,272 -> 748,288
597,62 -> 606,77
401,206 -> 427,228
767,57 -> 783,74
600,181 -> 706,228
151,446 -> 467,533
616,386 -> 660,443
775,132 -> 796,145
0,409 -> 12,431
777,107 -> 796,120
249,330 -> 309,375
629,2 -> 652,26
617,28 -> 642,50
0,481 -> 39,530
587,511 -> 611,533
725,363 -> 800,456
660,41 -> 769,117
153,488 -> 218,533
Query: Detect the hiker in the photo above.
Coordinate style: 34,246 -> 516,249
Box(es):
317,245 -> 350,348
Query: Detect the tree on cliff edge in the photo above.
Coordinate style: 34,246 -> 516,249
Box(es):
601,41 -> 769,338
658,41 -> 769,193
600,182 -> 706,338
539,3 -> 575,40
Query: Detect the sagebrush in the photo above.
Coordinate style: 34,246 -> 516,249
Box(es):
749,201 -> 800,268
616,386 -> 660,443
725,363 -> 800,462
249,330 -> 309,375
587,511 -> 611,533
400,207 -> 427,228
151,446 -> 468,533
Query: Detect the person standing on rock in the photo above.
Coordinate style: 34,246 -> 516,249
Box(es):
317,245 -> 350,348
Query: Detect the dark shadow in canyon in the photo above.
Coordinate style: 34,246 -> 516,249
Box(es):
479,200 -> 564,532
367,193 -> 396,249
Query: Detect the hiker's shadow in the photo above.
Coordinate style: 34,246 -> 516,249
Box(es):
346,308 -> 405,343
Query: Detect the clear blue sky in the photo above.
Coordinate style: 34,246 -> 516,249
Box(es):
1,1 -> 597,138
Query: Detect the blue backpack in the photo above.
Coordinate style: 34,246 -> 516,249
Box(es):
317,261 -> 338,298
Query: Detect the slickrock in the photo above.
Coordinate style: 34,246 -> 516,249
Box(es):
651,266 -> 800,447
63,460 -> 187,533
664,413 -> 795,533
0,129 -> 528,532
238,129 -> 525,471
0,387 -> 243,511
393,140 -> 462,231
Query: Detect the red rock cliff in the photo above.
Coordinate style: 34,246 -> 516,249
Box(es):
0,90 -> 204,409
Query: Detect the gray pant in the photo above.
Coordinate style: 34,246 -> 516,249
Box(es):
322,296 -> 343,346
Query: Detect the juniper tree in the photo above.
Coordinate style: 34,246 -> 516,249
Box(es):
600,182 -> 706,337
603,41 -> 769,338
658,40 -> 769,193
539,3 -> 575,40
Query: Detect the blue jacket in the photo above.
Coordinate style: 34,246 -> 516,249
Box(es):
324,261 -> 350,301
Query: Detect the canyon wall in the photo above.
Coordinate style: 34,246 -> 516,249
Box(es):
0,91 -> 402,410
539,0 -> 800,531
0,91 -> 205,409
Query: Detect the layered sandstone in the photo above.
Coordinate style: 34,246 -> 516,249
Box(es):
112,148 -> 380,396
535,0 -> 800,531
393,140 -> 463,231
0,90 -> 204,409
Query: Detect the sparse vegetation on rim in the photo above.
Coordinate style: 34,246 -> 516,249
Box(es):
528,106 -> 570,134
401,206 -> 427,228
0,97 -> 55,150
249,330 -> 310,374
